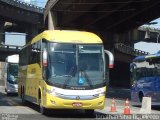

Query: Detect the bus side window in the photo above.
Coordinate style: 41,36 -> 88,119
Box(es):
37,41 -> 41,65
146,68 -> 154,77
136,68 -> 140,80
142,68 -> 146,78
146,68 -> 149,77
30,44 -> 36,64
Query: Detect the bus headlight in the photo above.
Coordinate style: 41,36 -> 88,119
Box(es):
93,92 -> 105,97
45,89 -> 58,96
99,92 -> 105,97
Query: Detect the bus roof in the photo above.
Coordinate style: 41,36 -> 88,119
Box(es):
29,30 -> 103,45
133,51 -> 160,62
145,52 -> 160,59
132,55 -> 146,62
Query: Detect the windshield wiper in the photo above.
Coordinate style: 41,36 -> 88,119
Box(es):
53,75 -> 72,77
50,61 -> 64,64
63,65 -> 77,89
82,71 -> 93,89
62,75 -> 72,77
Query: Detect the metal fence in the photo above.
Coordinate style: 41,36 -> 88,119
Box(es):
115,43 -> 150,56
0,44 -> 22,51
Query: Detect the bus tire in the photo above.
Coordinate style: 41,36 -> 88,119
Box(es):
85,109 -> 95,115
40,104 -> 47,115
21,88 -> 27,105
139,92 -> 144,103
21,92 -> 26,104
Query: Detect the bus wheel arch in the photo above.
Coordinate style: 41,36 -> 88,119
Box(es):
38,88 -> 47,114
139,91 -> 144,103
20,86 -> 23,98
38,88 -> 41,104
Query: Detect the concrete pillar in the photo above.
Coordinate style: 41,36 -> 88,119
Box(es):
140,97 -> 151,114
96,31 -> 115,51
48,10 -> 56,30
25,25 -> 38,44
96,31 -> 115,89
0,27 -> 5,45
132,28 -> 139,43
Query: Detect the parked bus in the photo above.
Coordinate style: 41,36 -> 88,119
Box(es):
18,30 -> 114,114
130,51 -> 160,105
4,54 -> 19,95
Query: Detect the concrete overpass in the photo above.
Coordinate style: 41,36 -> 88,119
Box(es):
0,0 -> 44,43
44,0 -> 160,32
44,0 -> 160,88
0,0 -> 159,88
0,0 -> 45,62
44,0 -> 160,49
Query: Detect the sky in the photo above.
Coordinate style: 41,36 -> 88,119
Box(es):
5,33 -> 26,46
23,0 -> 47,7
5,0 -> 160,54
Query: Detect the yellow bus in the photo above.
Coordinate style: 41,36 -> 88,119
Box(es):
18,30 -> 114,115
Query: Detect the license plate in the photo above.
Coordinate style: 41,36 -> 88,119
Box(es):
72,102 -> 82,107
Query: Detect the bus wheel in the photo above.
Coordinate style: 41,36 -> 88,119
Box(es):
21,92 -> 26,105
139,92 -> 144,103
85,109 -> 95,115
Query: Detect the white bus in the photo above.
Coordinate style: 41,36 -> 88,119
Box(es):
4,54 -> 19,95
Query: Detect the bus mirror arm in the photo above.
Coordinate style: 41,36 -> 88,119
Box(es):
104,50 -> 114,68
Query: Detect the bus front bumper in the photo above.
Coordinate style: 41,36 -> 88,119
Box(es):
44,94 -> 105,110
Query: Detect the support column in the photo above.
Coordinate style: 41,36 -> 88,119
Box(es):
96,31 -> 116,90
0,23 -> 5,45
97,31 -> 115,51
48,10 -> 57,30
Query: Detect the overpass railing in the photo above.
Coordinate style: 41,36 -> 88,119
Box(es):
115,43 -> 150,56
0,0 -> 44,13
0,44 -> 22,51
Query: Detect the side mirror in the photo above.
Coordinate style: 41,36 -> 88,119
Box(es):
104,50 -> 114,68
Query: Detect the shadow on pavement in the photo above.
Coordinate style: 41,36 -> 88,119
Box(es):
25,102 -> 107,118
106,87 -> 131,100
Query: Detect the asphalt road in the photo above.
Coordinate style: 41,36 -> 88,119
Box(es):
0,85 -> 160,120
0,86 -> 108,120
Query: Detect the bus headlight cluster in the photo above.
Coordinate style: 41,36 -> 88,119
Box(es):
93,92 -> 105,97
45,89 -> 58,96
99,92 -> 105,97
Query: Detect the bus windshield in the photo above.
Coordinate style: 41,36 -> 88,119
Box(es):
7,63 -> 18,84
131,57 -> 160,84
147,57 -> 160,76
46,43 -> 105,90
